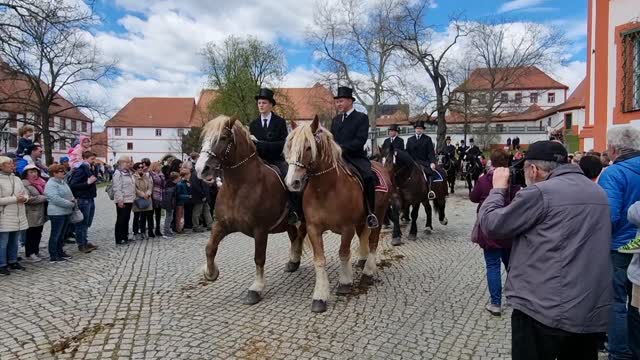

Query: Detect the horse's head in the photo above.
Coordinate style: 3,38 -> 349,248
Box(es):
284,115 -> 341,192
196,115 -> 252,179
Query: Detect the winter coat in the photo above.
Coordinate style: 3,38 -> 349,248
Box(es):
132,172 -> 153,212
469,169 -> 520,249
150,171 -> 165,207
22,179 -> 47,227
68,163 -> 97,199
627,201 -> 640,286
190,171 -> 210,204
162,181 -> 177,210
479,164 -> 612,333
112,169 -> 136,204
44,178 -> 74,216
176,180 -> 191,206
0,172 -> 29,232
597,151 -> 640,250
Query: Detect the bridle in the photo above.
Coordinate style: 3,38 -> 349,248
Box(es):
202,126 -> 256,169
287,131 -> 337,178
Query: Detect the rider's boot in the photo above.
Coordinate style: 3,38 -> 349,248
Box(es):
428,175 -> 436,200
364,178 -> 379,228
287,192 -> 304,225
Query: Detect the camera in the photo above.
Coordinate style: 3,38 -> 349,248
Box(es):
509,158 -> 526,187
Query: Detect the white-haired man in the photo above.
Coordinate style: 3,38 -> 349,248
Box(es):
598,125 -> 640,359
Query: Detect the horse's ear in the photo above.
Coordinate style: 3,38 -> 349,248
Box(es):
311,115 -> 319,133
290,120 -> 298,130
228,117 -> 237,128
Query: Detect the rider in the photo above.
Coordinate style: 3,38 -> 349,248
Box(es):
330,86 -> 379,229
381,124 -> 405,153
406,120 -> 437,200
441,136 -> 457,162
249,88 -> 302,224
466,138 -> 483,170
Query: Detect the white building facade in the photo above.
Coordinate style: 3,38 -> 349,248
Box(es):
106,126 -> 188,163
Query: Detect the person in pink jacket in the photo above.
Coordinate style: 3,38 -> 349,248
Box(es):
68,135 -> 92,169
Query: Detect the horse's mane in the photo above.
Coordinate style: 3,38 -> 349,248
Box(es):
285,123 -> 343,168
201,115 -> 253,151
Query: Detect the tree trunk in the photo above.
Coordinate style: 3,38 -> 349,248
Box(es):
40,109 -> 54,165
368,103 -> 378,148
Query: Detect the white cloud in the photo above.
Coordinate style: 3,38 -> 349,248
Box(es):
548,60 -> 586,93
498,0 -> 546,13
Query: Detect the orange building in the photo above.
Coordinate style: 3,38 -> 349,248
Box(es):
583,0 -> 640,151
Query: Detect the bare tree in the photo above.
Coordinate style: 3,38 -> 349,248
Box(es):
391,0 -> 467,151
308,0 -> 404,142
0,0 -> 116,164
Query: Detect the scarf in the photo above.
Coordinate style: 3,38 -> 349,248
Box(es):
28,176 -> 46,194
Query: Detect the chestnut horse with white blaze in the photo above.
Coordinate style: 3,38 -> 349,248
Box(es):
284,116 -> 393,313
195,115 -> 306,306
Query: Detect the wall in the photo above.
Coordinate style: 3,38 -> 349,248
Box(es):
107,126 -> 188,163
459,88 -> 567,112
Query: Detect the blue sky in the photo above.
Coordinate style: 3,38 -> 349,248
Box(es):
86,0 -> 588,122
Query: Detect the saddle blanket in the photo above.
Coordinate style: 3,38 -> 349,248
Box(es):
372,167 -> 389,193
421,169 -> 444,183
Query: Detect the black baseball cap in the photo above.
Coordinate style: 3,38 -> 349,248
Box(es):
525,141 -> 568,163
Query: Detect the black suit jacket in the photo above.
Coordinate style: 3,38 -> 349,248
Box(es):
442,144 -> 456,159
330,110 -> 372,177
249,113 -> 288,163
382,136 -> 404,153
406,134 -> 436,166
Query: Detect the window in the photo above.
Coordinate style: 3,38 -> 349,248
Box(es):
127,142 -> 133,150
495,124 -> 504,133
565,113 -> 573,129
114,128 -> 121,136
155,129 -> 162,136
8,113 -> 17,128
500,93 -> 509,103
621,28 -> 640,112
530,93 -> 538,103
126,128 -> 133,136
548,92 -> 556,103
177,128 -> 184,136
9,133 -> 17,148
71,119 -> 77,131
49,117 -> 55,129
515,93 -> 522,104
81,121 -> 87,132
478,93 -> 487,105
60,118 -> 66,130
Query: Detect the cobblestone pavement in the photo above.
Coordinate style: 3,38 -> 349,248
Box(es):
0,184 -> 516,359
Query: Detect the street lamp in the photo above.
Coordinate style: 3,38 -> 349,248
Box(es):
0,127 -> 10,154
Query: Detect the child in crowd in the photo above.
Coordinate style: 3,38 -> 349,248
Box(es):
16,126 -> 34,156
68,136 -> 92,169
175,169 -> 192,234
161,172 -> 180,239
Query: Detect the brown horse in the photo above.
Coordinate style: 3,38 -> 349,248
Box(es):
195,115 -> 306,305
382,148 -> 448,240
284,116 -> 393,313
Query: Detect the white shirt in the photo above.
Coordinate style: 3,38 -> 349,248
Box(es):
342,108 -> 355,121
260,112 -> 272,128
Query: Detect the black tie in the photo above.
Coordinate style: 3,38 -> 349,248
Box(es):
417,135 -> 421,140
263,119 -> 268,130
342,113 -> 346,123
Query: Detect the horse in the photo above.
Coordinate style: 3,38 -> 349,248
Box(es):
437,153 -> 457,194
383,148 -> 448,240
284,116 -> 393,313
195,115 -> 307,306
463,153 -> 484,193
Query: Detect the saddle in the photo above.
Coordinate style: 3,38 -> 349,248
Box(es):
344,163 -> 388,193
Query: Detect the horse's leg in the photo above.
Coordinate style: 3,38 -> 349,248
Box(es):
336,227 -> 356,296
203,222 -> 226,282
437,195 -> 448,225
362,227 -> 381,285
307,226 -> 329,313
356,225 -> 370,269
284,224 -> 305,272
244,230 -> 268,305
408,204 -> 419,240
389,205 -> 403,246
401,204 -> 410,222
424,199 -> 433,230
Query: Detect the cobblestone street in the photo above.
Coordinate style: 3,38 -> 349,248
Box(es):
0,185 -> 516,359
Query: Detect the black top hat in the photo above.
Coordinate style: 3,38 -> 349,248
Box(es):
469,138 -> 475,143
334,86 -> 356,101
413,120 -> 426,129
388,124 -> 400,132
446,136 -> 451,141
255,88 -> 276,106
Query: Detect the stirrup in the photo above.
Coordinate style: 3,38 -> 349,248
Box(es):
367,214 -> 379,229
287,211 -> 300,225
428,191 -> 436,200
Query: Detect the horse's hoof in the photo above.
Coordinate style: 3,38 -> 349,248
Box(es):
391,237 -> 403,246
203,264 -> 219,282
356,259 -> 367,269
243,290 -> 262,305
360,274 -> 374,286
311,299 -> 327,313
284,261 -> 300,273
336,283 -> 352,296
440,218 -> 449,226
407,234 -> 417,241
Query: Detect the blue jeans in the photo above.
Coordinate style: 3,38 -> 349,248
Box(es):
75,198 -> 95,247
48,215 -> 69,258
609,251 -> 633,360
0,231 -> 22,267
630,305 -> 640,359
483,248 -> 511,306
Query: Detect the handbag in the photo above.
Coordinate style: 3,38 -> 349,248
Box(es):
70,205 -> 84,224
134,197 -> 151,209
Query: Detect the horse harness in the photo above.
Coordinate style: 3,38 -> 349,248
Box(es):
203,125 -> 256,169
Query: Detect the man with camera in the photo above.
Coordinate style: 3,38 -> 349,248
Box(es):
478,141 -> 612,360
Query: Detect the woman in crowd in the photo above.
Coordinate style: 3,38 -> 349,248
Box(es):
180,161 -> 194,231
112,156 -> 135,245
149,161 -> 165,237
21,164 -> 48,262
175,169 -> 192,234
132,162 -> 153,240
0,156 -> 28,275
44,164 -> 75,262
470,149 -> 521,316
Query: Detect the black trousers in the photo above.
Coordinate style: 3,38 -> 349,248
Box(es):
114,203 -> 132,243
25,225 -> 44,257
511,309 -> 601,360
133,210 -> 154,235
150,207 -> 162,232
184,203 -> 193,229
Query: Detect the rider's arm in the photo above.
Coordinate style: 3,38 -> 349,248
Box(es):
339,116 -> 369,154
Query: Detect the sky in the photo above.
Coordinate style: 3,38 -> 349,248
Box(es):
87,0 -> 589,126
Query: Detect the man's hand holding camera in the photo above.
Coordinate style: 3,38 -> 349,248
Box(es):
492,167 -> 510,189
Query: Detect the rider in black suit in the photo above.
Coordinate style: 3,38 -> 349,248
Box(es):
466,138 -> 483,169
249,88 -> 301,224
442,136 -> 456,161
381,124 -> 404,154
406,120 -> 437,200
330,86 -> 378,228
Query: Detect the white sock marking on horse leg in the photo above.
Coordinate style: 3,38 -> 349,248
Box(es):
338,255 -> 353,285
312,261 -> 330,301
358,229 -> 370,261
248,265 -> 265,293
289,237 -> 302,263
363,252 -> 377,277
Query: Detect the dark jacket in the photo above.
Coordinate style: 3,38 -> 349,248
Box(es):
406,134 -> 436,166
190,170 -> 210,204
479,164 -> 612,333
443,144 -> 456,160
469,170 -> 520,249
176,180 -> 191,205
249,113 -> 288,163
162,180 -> 177,209
382,136 -> 404,153
68,163 -> 97,199
466,145 -> 481,158
330,110 -> 372,178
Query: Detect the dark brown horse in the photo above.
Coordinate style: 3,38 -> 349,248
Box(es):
383,148 -> 448,240
284,116 -> 393,313
195,115 -> 306,305
438,153 -> 457,194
